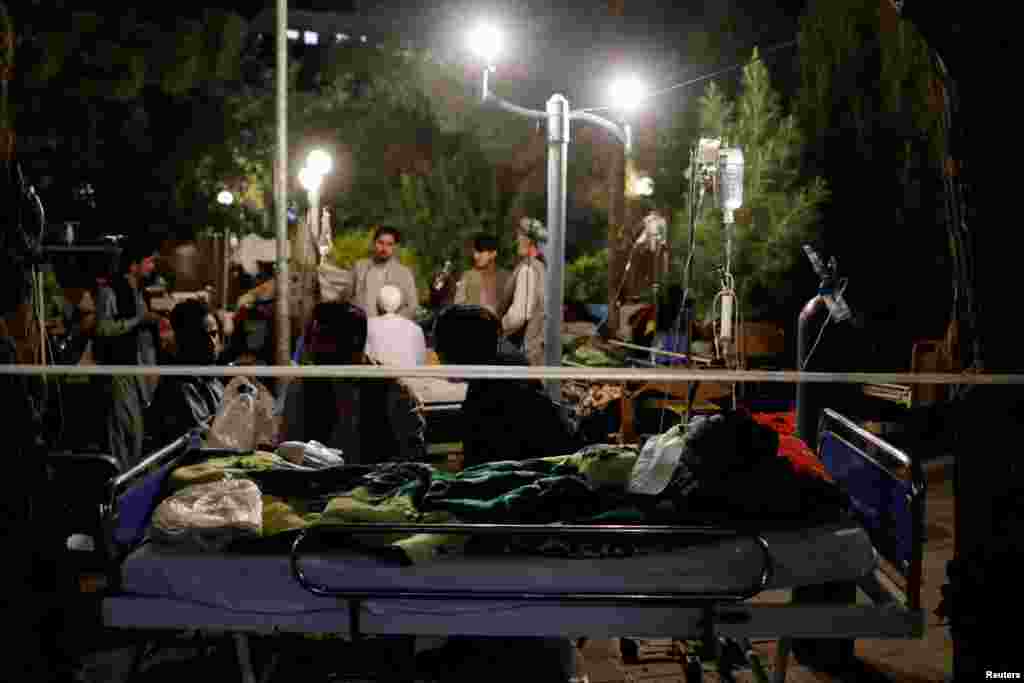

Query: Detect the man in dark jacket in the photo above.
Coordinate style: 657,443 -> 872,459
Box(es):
433,304 -> 581,467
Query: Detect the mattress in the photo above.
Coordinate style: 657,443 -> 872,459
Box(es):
116,523 -> 876,619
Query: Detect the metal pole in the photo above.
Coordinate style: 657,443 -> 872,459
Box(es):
307,187 -> 319,320
222,227 -> 230,310
274,0 -> 290,367
545,94 -> 570,398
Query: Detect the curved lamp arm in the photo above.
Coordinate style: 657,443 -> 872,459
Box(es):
479,68 -> 633,155
481,68 -> 548,121
571,110 -> 632,155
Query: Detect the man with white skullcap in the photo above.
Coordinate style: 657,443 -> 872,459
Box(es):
365,284 -> 427,366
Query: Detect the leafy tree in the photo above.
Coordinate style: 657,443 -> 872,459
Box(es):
795,0 -> 955,350
672,50 -> 830,320
11,7 -> 250,238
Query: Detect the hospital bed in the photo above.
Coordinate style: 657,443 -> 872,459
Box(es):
76,407 -> 924,682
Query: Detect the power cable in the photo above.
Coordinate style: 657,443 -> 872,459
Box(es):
577,39 -> 799,114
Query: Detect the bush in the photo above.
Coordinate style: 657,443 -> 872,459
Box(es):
565,249 -> 609,303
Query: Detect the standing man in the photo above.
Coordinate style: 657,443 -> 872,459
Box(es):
454,233 -> 510,316
498,217 -> 547,366
94,238 -> 162,470
351,226 -> 418,320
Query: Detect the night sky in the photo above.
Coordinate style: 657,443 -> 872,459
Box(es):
213,0 -> 807,109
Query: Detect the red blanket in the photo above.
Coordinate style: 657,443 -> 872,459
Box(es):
751,411 -> 833,483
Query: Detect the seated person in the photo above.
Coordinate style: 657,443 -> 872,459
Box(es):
432,304 -> 582,468
365,284 -> 427,366
144,299 -> 225,447
279,301 -> 426,464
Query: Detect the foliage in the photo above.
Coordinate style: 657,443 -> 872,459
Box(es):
10,8 -> 251,237
793,0 -> 954,334
798,0 -> 944,166
671,50 -> 830,320
566,249 -> 610,303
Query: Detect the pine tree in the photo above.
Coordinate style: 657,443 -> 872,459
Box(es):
675,49 -> 830,321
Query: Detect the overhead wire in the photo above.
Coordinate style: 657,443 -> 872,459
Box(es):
576,38 -> 799,114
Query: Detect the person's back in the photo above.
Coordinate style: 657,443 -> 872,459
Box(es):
433,305 -> 580,468
365,285 -> 427,366
281,301 -> 426,463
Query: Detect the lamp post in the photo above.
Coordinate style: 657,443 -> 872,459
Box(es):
469,23 -> 643,396
297,149 -> 332,326
299,149 -> 332,266
217,190 -> 234,310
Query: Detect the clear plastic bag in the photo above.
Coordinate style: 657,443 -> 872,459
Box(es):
207,376 -> 276,451
149,479 -> 263,551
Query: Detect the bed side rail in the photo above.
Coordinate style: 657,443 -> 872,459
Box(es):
290,522 -> 774,604
104,431 -> 247,557
816,408 -> 926,611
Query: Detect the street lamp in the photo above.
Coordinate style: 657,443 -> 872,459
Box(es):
470,23 -> 644,392
298,149 -> 332,267
296,150 -> 332,325
217,190 -> 235,309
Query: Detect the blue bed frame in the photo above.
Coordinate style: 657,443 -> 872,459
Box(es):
79,407 -> 926,682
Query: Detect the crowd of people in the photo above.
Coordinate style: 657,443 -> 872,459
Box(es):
84,217 -> 562,474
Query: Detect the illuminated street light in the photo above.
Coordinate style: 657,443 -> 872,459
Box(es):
631,175 -> 655,197
298,166 -> 322,193
470,22 -> 639,397
216,190 -> 235,309
306,148 -> 333,177
467,22 -> 503,68
609,76 -> 648,115
296,150 -> 334,317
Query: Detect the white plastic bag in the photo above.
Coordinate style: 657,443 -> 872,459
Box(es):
149,479 -> 263,551
207,376 -> 276,451
627,424 -> 687,496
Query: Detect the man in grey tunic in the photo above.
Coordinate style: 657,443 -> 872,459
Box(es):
351,226 -> 418,320
497,218 -> 547,366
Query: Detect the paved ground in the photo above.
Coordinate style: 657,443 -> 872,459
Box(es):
578,461 -> 955,683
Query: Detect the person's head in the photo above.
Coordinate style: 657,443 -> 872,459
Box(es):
433,305 -> 501,365
306,301 -> 368,364
118,237 -> 158,280
516,218 -> 547,258
170,298 -> 221,365
471,233 -> 499,270
372,226 -> 401,262
376,284 -> 402,316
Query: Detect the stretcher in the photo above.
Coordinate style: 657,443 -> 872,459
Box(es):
83,407 -> 924,682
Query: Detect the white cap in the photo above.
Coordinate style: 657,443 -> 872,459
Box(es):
377,284 -> 402,314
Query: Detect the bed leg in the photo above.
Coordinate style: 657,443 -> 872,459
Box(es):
741,638 -> 769,683
233,633 -> 257,683
773,638 -> 791,683
258,652 -> 280,683
348,599 -> 363,642
683,649 -> 703,682
124,640 -> 150,682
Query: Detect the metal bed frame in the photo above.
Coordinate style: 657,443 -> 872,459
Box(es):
63,405 -> 926,683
